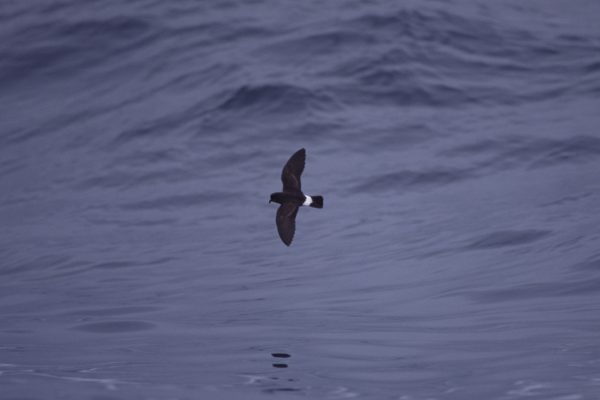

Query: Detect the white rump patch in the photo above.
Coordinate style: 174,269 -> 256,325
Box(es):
303,195 -> 313,206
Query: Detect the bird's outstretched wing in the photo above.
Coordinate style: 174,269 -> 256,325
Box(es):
276,203 -> 299,246
281,148 -> 305,193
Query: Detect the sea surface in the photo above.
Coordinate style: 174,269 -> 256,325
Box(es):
2,0 -> 600,399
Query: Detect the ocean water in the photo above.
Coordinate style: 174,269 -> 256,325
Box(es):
1,0 -> 600,399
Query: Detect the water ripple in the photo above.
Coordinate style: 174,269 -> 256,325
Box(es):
466,230 -> 551,250
72,320 -> 156,333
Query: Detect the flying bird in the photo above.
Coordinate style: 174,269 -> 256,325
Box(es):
269,148 -> 323,246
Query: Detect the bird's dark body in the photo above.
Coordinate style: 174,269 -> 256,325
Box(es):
269,148 -> 323,246
269,192 -> 305,206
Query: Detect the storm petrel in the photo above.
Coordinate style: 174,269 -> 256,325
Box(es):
270,148 -> 323,246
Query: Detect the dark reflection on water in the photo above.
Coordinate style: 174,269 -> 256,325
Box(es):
2,0 -> 600,399
271,352 -> 291,369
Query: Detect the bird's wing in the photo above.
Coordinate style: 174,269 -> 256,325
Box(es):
276,203 -> 299,246
281,148 -> 305,193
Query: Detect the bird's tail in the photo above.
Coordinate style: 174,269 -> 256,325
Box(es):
309,195 -> 323,209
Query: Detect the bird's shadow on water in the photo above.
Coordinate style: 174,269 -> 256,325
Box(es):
271,352 -> 291,369
241,351 -> 303,395
265,352 -> 301,394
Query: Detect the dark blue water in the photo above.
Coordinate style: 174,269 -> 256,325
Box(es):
2,1 -> 600,399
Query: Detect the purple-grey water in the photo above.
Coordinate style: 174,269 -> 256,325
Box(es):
2,0 -> 600,399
